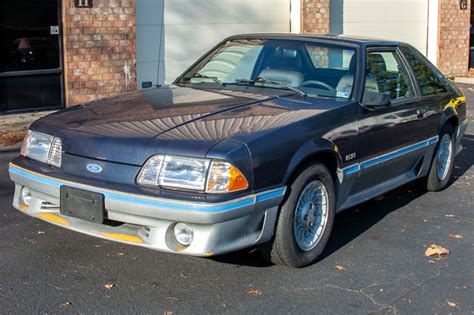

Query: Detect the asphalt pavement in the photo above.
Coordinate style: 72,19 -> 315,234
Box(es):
0,86 -> 473,314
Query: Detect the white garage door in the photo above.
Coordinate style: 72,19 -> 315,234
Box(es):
330,0 -> 429,55
136,0 -> 291,88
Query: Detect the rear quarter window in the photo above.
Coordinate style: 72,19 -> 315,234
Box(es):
400,46 -> 448,96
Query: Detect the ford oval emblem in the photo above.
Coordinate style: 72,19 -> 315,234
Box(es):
86,164 -> 103,173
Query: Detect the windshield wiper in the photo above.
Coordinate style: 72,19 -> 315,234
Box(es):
182,73 -> 222,85
234,77 -> 306,97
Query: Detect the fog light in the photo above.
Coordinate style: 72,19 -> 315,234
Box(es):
173,223 -> 194,246
21,187 -> 32,206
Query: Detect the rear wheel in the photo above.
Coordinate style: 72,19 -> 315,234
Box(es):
423,125 -> 455,191
260,163 -> 335,268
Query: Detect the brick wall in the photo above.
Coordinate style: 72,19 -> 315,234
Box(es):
62,0 -> 136,106
437,0 -> 470,76
301,0 -> 330,34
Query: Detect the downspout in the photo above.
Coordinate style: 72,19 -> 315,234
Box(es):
290,0 -> 301,33
427,0 -> 439,65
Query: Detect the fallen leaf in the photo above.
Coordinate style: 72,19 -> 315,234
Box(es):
164,311 -> 173,315
425,244 -> 450,257
335,265 -> 347,271
104,283 -> 115,289
447,300 -> 457,307
0,130 -> 27,147
448,234 -> 463,239
180,272 -> 190,279
59,302 -> 72,308
248,248 -> 258,254
246,288 -> 262,296
117,252 -> 125,256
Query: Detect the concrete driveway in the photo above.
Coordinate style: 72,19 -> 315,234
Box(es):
0,85 -> 472,314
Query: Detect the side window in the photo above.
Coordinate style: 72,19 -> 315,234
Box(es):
400,46 -> 448,96
365,51 -> 415,100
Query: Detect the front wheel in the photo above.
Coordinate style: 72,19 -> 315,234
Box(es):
422,125 -> 455,192
259,163 -> 336,268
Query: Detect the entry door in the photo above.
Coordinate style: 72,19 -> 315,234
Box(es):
0,0 -> 63,113
354,48 -> 427,193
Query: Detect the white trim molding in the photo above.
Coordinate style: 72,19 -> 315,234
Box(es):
427,0 -> 439,64
290,0 -> 301,33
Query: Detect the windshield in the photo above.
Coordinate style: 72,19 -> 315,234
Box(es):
178,39 -> 357,99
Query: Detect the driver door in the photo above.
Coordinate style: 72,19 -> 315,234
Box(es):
353,47 -> 427,194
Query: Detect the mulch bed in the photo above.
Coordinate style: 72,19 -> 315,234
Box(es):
0,129 -> 27,147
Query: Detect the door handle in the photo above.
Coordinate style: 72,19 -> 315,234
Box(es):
416,109 -> 426,120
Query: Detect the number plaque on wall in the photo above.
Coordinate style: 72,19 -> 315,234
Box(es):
75,0 -> 93,8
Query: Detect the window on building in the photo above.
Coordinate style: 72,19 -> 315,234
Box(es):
400,46 -> 448,96
365,51 -> 415,100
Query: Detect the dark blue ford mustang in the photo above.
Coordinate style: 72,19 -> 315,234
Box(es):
9,34 -> 468,267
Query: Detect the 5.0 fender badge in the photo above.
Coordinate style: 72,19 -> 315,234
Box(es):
345,153 -> 356,161
86,164 -> 103,173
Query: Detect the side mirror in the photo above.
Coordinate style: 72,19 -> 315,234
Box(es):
363,91 -> 391,109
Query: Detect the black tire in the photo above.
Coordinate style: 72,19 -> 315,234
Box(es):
422,125 -> 455,192
259,163 -> 336,268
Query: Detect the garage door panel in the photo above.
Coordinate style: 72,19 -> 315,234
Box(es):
162,60 -> 195,83
165,0 -> 290,25
331,3 -> 428,23
330,0 -> 428,58
341,23 -> 427,48
163,23 -> 289,62
136,0 -> 291,86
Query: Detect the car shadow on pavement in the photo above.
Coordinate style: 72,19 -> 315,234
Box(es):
213,134 -> 474,268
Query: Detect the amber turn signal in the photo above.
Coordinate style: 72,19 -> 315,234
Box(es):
206,161 -> 249,193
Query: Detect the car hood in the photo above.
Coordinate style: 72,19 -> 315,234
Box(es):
34,85 -> 348,165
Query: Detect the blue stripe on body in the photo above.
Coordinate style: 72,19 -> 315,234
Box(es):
9,165 -> 285,213
342,136 -> 439,176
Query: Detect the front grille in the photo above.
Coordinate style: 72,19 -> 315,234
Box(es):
40,201 -> 60,210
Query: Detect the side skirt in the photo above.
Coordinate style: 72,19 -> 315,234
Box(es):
336,136 -> 438,212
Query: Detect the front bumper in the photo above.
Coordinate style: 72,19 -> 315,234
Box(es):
9,163 -> 285,256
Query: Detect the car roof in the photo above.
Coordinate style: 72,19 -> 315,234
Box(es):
225,33 -> 403,48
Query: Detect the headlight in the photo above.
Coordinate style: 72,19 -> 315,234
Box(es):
20,130 -> 62,167
160,156 -> 210,190
137,155 -> 249,193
